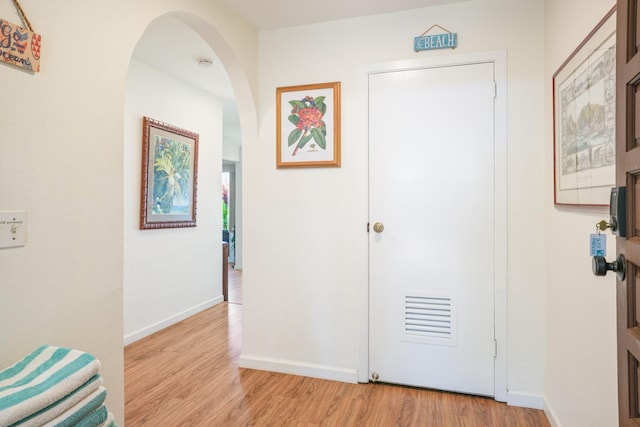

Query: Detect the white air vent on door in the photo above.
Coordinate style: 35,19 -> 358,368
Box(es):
403,294 -> 457,346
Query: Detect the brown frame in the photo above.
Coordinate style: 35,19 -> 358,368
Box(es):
276,82 -> 341,168
552,6 -> 616,206
140,117 -> 199,229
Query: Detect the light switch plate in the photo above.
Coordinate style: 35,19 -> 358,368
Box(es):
0,211 -> 27,248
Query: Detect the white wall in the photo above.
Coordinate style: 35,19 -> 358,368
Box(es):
123,59 -> 224,343
0,2 -> 258,425
543,1 -> 618,426
242,0 -> 546,406
223,100 -> 242,162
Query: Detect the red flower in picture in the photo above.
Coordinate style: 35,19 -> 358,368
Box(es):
287,95 -> 327,156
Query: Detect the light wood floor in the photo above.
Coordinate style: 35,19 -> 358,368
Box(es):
125,272 -> 550,426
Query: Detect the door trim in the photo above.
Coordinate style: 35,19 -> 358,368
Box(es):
359,50 -> 508,402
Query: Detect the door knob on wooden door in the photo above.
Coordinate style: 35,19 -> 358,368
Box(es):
372,222 -> 384,233
592,254 -> 626,280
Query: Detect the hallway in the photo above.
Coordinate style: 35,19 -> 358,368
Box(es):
228,263 -> 242,305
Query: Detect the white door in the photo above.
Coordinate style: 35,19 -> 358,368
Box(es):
369,61 -> 497,396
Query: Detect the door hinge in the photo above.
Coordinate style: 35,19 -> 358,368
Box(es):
493,81 -> 497,99
493,339 -> 497,357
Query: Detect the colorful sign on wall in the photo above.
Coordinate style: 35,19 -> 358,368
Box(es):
0,19 -> 41,72
414,32 -> 457,51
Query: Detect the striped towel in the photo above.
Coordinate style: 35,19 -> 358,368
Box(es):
0,345 -> 101,426
40,387 -> 106,427
74,405 -> 107,427
100,411 -> 115,427
8,375 -> 102,427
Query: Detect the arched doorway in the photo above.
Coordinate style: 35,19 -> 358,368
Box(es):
122,11 -> 254,344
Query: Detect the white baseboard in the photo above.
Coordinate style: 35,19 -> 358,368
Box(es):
124,297 -> 222,345
506,391 -> 545,410
543,397 -> 563,427
239,354 -> 358,384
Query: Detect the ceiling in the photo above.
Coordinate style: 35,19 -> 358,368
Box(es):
132,16 -> 234,100
131,0 -> 467,152
222,0 -> 467,31
132,0 -> 467,100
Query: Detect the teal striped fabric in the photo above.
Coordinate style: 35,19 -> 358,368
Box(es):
0,345 -> 101,426
39,387 -> 106,427
0,347 -> 49,383
8,375 -> 102,427
74,405 -> 107,427
101,411 -> 116,427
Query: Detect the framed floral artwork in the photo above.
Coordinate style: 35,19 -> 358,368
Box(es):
140,117 -> 199,229
276,82 -> 341,168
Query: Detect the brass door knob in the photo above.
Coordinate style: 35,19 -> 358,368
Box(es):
373,222 -> 384,233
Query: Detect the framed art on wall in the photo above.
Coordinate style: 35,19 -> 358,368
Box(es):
552,6 -> 616,206
140,117 -> 199,229
276,81 -> 341,168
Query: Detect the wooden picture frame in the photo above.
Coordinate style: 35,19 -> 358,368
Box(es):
552,6 -> 616,206
140,117 -> 199,229
276,82 -> 341,168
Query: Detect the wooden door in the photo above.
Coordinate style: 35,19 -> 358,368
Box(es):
617,1 -> 640,425
368,61 -> 497,396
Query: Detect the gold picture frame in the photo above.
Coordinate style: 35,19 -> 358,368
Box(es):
276,82 -> 341,168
